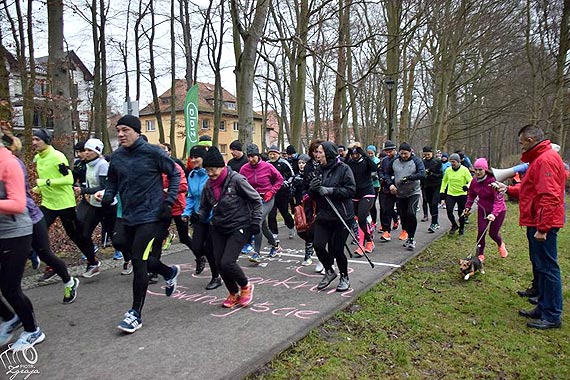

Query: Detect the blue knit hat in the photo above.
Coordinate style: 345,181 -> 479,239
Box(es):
366,145 -> 377,153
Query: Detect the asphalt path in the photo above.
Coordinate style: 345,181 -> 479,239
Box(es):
4,215 -> 452,380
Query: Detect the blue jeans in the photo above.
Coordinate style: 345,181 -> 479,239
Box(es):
527,227 -> 563,322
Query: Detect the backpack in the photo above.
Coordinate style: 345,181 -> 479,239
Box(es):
294,197 -> 317,232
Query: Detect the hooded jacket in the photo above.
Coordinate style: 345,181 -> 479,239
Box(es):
183,167 -> 209,217
345,152 -> 376,198
239,158 -> 284,197
162,162 -> 188,216
310,141 -> 356,222
507,139 -> 566,232
465,173 -> 506,217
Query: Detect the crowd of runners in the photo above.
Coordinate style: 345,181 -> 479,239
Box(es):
0,117 -> 566,352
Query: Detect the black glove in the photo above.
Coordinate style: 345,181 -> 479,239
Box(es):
309,177 -> 322,191
58,163 -> 70,176
319,187 -> 334,196
250,223 -> 261,235
189,212 -> 200,224
462,185 -> 469,192
101,193 -> 113,207
159,203 -> 173,221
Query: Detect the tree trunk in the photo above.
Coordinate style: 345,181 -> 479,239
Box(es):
231,0 -> 271,145
99,0 -> 110,151
332,0 -> 349,144
169,0 -> 177,156
91,0 -> 102,137
386,0 -> 401,142
47,0 -> 73,161
147,1 -> 165,143
550,0 -> 569,149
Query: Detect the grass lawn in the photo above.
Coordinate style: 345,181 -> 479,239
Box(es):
247,201 -> 570,380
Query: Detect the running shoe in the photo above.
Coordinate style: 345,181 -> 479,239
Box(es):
288,228 -> 295,239
148,273 -> 159,284
222,293 -> 240,308
499,242 -> 509,258
82,262 -> 101,278
302,258 -> 313,266
268,245 -> 282,258
239,283 -> 254,307
164,265 -> 180,297
0,315 -> 21,346
117,309 -> 142,333
249,252 -> 261,263
29,250 -> 40,270
205,276 -> 222,290
10,328 -> 45,352
428,223 -> 440,233
121,261 -> 133,275
162,233 -> 175,250
336,274 -> 350,292
63,277 -> 79,304
241,243 -> 254,255
380,231 -> 392,241
42,266 -> 57,281
195,256 -> 206,274
398,230 -> 408,240
364,241 -> 375,253
353,247 -> 365,257
315,262 -> 324,273
421,215 -> 429,222
113,250 -> 124,260
404,238 -> 416,251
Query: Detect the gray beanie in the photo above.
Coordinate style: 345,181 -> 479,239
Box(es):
449,153 -> 461,162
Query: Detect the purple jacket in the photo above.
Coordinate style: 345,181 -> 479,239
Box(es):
465,174 -> 506,217
17,157 -> 44,224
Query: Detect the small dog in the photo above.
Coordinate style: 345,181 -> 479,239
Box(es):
459,256 -> 485,280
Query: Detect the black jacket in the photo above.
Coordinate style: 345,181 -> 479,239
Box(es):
309,141 -> 356,222
227,154 -> 248,173
345,153 -> 376,198
104,137 -> 180,226
421,157 -> 443,188
198,168 -> 262,234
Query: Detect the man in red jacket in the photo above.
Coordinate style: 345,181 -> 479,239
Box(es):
496,125 -> 566,329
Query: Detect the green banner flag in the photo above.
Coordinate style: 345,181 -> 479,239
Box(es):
184,84 -> 199,156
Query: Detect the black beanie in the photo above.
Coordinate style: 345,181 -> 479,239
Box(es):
422,145 -> 433,153
33,128 -> 52,145
399,142 -> 412,152
229,140 -> 242,151
203,146 -> 225,168
116,115 -> 142,134
286,145 -> 296,155
189,145 -> 206,158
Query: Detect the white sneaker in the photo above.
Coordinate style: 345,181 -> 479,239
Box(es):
302,258 -> 313,266
0,315 -> 21,346
10,328 -> 45,352
83,261 -> 101,278
315,262 -> 324,273
121,261 -> 133,275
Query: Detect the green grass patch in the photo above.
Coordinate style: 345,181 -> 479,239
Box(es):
247,201 -> 570,380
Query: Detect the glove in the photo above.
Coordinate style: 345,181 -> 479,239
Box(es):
462,208 -> 470,217
101,195 -> 113,207
462,185 -> 469,192
250,223 -> 261,235
159,203 -> 173,221
189,212 -> 200,224
309,177 -> 322,191
486,214 -> 496,222
58,163 -> 70,176
263,191 -> 274,203
318,187 -> 333,196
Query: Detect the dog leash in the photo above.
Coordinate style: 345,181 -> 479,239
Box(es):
467,219 -> 493,259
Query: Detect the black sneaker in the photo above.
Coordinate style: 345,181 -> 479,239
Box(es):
195,256 -> 206,275
63,277 -> 79,304
164,265 -> 180,296
449,225 -> 459,235
317,269 -> 337,290
148,273 -> 159,284
205,276 -> 222,290
517,286 -> 538,298
336,274 -> 350,292
42,266 -> 57,281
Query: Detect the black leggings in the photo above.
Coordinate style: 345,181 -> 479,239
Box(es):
353,197 -> 375,241
112,219 -> 131,262
370,188 -> 379,224
125,223 -> 173,315
313,220 -> 349,275
41,206 -> 96,265
76,201 -> 117,251
397,194 -> 420,239
33,217 -> 71,283
210,227 -> 249,295
268,191 -> 295,233
192,222 -> 218,278
445,194 -> 467,228
379,192 -> 398,232
421,186 -> 440,224
0,235 -> 38,332
151,216 -> 193,260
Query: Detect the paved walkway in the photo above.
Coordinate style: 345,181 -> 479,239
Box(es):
5,217 -> 451,380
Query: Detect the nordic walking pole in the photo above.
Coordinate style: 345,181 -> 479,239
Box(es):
324,195 -> 374,268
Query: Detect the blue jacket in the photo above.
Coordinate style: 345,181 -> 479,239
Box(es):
104,138 -> 180,226
183,167 -> 209,217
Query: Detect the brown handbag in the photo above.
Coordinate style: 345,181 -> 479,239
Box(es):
294,198 -> 317,232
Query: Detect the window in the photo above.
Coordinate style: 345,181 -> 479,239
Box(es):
219,121 -> 226,131
202,119 -> 210,130
146,120 -> 155,132
233,122 -> 239,131
224,101 -> 236,110
220,144 -> 227,154
161,97 -> 170,105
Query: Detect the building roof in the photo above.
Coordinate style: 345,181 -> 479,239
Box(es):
139,80 -> 261,119
1,47 -> 93,81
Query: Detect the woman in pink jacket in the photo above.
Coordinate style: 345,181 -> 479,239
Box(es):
464,158 -> 508,261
